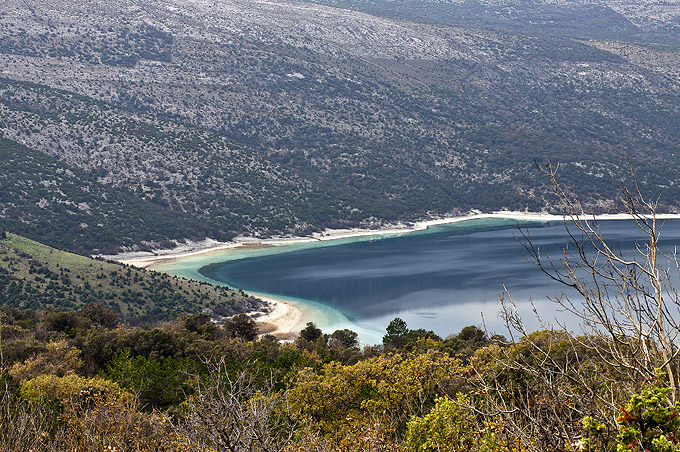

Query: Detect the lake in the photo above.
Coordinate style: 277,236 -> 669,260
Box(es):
173,217 -> 680,344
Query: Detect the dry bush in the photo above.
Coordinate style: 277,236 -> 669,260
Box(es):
475,162 -> 680,451
286,415 -> 406,452
173,358 -> 296,452
0,390 -> 60,452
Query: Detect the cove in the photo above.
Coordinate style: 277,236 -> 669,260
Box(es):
196,217 -> 680,344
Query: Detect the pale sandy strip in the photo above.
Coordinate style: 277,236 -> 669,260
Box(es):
112,211 -> 680,269
250,295 -> 305,341
255,295 -> 304,332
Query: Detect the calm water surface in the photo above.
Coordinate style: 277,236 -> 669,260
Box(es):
199,218 -> 680,341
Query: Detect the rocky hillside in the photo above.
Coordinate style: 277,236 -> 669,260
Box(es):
1,0 -> 680,251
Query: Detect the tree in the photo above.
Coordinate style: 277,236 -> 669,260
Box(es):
299,322 -> 323,342
177,358 -> 295,451
289,349 -> 462,436
406,394 -> 502,452
383,317 -> 409,349
104,348 -> 200,408
440,325 -> 490,361
329,329 -> 359,349
41,311 -> 85,337
9,340 -> 84,381
224,314 -> 258,341
514,162 -> 680,398
79,302 -> 119,328
582,369 -> 680,452
19,374 -> 120,402
183,313 -> 218,339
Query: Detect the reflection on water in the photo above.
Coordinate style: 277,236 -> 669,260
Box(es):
199,218 -> 680,340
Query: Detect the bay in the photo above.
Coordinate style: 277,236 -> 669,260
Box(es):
194,217 -> 680,344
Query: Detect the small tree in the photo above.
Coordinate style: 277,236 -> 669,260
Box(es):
582,370 -> 680,452
79,302 -> 119,328
475,162 -> 680,451
225,314 -> 258,341
383,317 -> 409,349
183,313 -> 218,339
299,322 -> 323,342
177,358 -> 295,451
514,162 -> 680,399
329,329 -> 359,349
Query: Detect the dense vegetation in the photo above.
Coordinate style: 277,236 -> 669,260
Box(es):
2,307 -> 678,451
0,78 -> 317,252
0,138 -> 219,254
0,232 -> 264,323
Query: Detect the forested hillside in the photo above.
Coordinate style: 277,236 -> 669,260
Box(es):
0,138 -> 218,254
2,0 -> 680,449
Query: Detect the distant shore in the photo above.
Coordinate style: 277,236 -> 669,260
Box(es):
110,211 -> 554,268
110,210 -> 680,268
108,210 -> 680,339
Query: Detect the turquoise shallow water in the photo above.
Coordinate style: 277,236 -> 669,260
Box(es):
157,218 -> 680,345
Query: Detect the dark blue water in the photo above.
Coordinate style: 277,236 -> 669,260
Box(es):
200,218 -> 680,337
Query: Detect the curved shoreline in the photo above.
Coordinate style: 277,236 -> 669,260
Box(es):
251,295 -> 305,341
109,211 -> 565,268
108,211 -> 680,340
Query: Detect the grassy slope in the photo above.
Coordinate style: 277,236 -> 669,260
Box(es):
0,232 -> 264,323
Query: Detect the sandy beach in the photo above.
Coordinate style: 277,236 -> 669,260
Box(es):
251,295 -> 305,341
109,210 -> 680,339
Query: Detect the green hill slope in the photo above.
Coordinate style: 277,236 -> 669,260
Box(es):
0,232 -> 264,323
